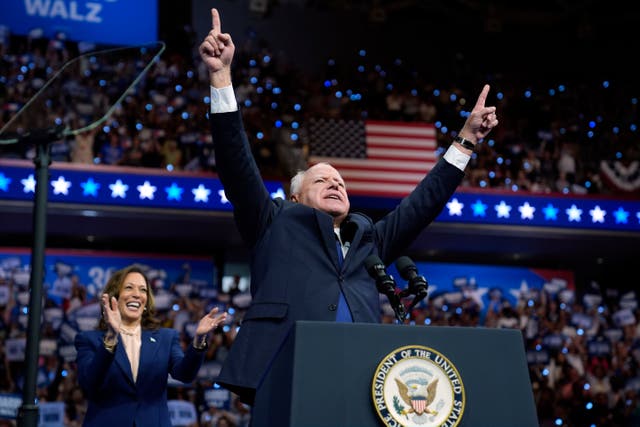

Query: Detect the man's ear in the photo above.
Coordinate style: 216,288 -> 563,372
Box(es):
290,194 -> 299,203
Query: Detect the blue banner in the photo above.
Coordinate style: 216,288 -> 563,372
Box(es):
0,160 -> 286,211
0,159 -> 637,232
0,247 -> 216,303
352,190 -> 640,233
1,0 -> 158,45
386,260 -> 576,321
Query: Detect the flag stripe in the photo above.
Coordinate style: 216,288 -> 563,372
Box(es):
367,148 -> 436,160
367,136 -> 437,148
341,170 -> 428,183
367,122 -> 437,134
345,182 -> 420,197
309,157 -> 435,172
308,118 -> 437,197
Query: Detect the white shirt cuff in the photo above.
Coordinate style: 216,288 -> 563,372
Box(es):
210,85 -> 238,114
443,145 -> 471,171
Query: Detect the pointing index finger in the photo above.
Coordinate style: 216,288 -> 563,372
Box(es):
211,8 -> 221,33
474,84 -> 490,109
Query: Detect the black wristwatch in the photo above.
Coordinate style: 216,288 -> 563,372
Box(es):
454,135 -> 476,151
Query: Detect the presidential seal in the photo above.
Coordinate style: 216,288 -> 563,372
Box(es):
371,345 -> 465,427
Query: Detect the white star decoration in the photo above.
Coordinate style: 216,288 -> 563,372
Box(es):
270,188 -> 286,200
21,174 -> 36,193
109,179 -> 129,198
495,201 -> 512,218
192,184 -> 211,203
462,287 -> 489,310
518,202 -> 535,220
566,204 -> 582,222
137,181 -> 157,200
51,176 -> 71,195
510,280 -> 531,301
446,198 -> 464,216
589,205 -> 606,223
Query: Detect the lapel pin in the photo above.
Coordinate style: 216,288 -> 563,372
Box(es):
150,337 -> 156,343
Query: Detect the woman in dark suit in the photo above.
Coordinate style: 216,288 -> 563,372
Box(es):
75,265 -> 227,427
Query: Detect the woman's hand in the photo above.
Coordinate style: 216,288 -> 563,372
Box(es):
194,307 -> 228,346
102,293 -> 121,335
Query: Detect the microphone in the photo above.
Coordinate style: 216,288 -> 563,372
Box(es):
364,254 -> 406,323
395,256 -> 429,310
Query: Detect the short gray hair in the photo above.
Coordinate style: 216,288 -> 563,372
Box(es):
289,170 -> 306,198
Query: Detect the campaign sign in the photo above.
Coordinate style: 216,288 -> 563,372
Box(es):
0,393 -> 21,419
5,338 -> 26,362
167,400 -> 197,427
1,0 -> 158,45
39,402 -> 65,427
204,387 -> 231,410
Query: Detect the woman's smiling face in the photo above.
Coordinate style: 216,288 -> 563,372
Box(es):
117,271 -> 148,326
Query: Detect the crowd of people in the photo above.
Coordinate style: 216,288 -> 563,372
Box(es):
1,28 -> 638,197
0,260 -> 639,426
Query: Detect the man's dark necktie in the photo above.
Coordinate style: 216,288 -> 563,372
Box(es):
335,236 -> 353,322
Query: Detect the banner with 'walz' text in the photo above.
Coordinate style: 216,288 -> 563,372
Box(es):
1,0 -> 158,45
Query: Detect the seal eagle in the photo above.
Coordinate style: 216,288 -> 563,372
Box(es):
394,377 -> 439,416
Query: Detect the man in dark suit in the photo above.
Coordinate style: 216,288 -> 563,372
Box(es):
199,8 -> 499,405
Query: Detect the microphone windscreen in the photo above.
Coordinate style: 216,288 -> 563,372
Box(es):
364,254 -> 384,274
395,256 -> 416,279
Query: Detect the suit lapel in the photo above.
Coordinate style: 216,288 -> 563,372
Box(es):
114,340 -> 135,386
315,210 -> 342,270
138,330 -> 160,385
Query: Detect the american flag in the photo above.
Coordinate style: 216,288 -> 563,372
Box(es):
307,118 -> 438,198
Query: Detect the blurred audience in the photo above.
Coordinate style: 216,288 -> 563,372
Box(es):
0,257 -> 639,425
1,31 -> 638,196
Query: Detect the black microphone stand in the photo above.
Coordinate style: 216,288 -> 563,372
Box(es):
373,273 -> 406,324
402,288 -> 429,319
389,291 -> 407,324
396,256 -> 429,323
15,126 -> 65,427
365,255 -> 407,324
